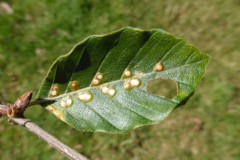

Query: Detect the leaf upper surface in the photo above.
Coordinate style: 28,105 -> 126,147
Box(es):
37,27 -> 209,133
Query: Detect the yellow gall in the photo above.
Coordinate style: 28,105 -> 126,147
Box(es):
60,96 -> 73,108
130,78 -> 141,87
124,78 -> 141,89
154,63 -> 164,72
50,90 -> 58,96
92,79 -> 100,86
108,88 -> 116,96
100,85 -> 116,96
50,84 -> 60,97
124,81 -> 131,90
69,81 -> 79,90
123,69 -> 132,77
66,98 -> 73,106
96,73 -> 103,80
60,101 -> 67,108
101,85 -> 109,94
78,92 -> 92,102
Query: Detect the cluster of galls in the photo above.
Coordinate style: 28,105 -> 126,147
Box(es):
50,63 -> 164,106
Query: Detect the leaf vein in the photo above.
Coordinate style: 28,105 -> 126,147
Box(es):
82,103 -> 121,131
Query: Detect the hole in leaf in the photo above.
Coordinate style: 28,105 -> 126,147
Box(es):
147,78 -> 177,99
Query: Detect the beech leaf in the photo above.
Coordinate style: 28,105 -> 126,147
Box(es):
37,27 -> 209,133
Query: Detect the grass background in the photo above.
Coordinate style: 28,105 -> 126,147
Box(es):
0,0 -> 240,159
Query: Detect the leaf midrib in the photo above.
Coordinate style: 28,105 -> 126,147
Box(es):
45,57 -> 207,100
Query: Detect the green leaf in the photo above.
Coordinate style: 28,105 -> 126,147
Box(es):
37,27 -> 209,133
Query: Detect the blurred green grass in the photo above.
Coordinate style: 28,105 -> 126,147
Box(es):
0,0 -> 240,159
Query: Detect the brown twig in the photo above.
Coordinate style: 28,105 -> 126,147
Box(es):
0,92 -> 33,118
0,92 -> 89,160
11,118 -> 89,160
